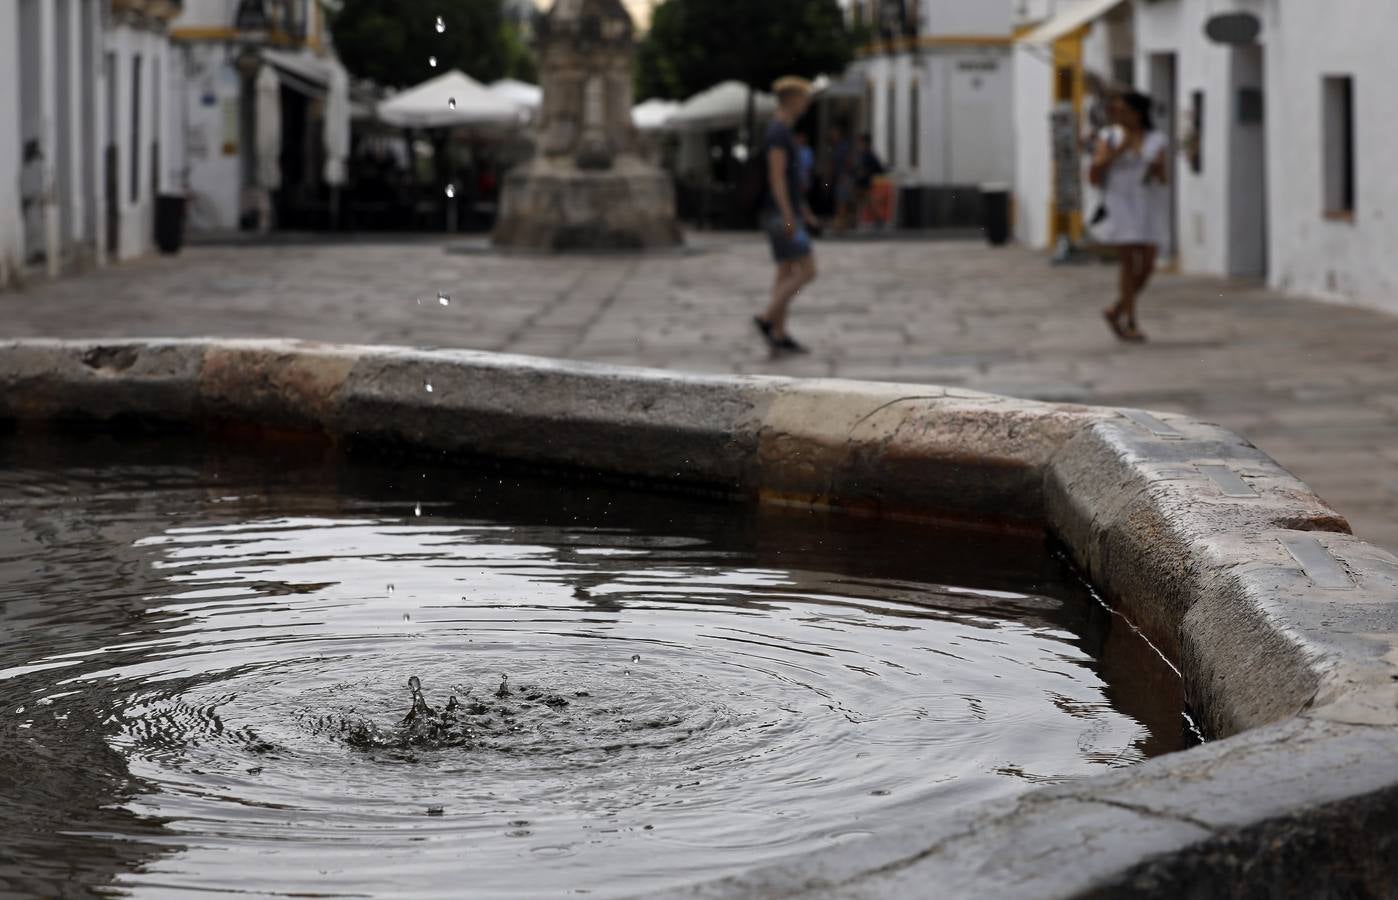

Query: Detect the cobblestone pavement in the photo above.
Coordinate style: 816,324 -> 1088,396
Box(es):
6,233 -> 1398,551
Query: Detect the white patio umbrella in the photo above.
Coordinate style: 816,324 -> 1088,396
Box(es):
255,65 -> 282,191
666,80 -> 776,132
377,70 -> 524,129
632,98 -> 679,131
323,60 -> 351,187
488,78 -> 542,113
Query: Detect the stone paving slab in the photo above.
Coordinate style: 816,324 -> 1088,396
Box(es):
4,233 -> 1397,550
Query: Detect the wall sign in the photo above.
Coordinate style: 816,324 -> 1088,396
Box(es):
1205,12 -> 1261,45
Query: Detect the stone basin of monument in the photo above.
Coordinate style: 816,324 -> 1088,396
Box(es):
1,339 -> 1397,899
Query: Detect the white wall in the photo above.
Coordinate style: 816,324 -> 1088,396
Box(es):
105,23 -> 172,261
0,2 -> 25,285
1011,41 -> 1051,247
921,0 -> 1016,36
1265,0 -> 1398,313
862,46 -> 1014,190
179,42 -> 245,231
176,0 -> 239,29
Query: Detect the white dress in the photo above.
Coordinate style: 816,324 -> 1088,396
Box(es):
1093,127 -> 1170,247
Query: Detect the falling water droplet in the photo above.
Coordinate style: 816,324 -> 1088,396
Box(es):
425,382 -> 434,393
414,502 -> 422,517
631,654 -> 641,663
435,15 -> 445,33
387,584 -> 396,593
448,97 -> 457,110
409,675 -> 422,695
403,613 -> 411,622
445,184 -> 456,199
438,292 -> 450,306
428,55 -> 438,68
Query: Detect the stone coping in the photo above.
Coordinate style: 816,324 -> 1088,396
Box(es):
1,338 -> 1396,898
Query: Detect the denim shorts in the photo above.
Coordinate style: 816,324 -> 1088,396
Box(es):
765,213 -> 813,262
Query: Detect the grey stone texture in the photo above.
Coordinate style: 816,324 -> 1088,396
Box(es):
1,338 -> 1397,899
2,236 -> 1393,553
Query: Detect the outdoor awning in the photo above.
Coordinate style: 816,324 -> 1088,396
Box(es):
262,47 -> 338,96
814,71 -> 864,101
377,70 -> 525,129
666,80 -> 776,132
488,78 -> 542,112
1021,0 -> 1125,45
632,98 -> 679,131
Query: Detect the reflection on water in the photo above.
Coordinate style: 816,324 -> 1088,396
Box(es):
0,432 -> 1186,898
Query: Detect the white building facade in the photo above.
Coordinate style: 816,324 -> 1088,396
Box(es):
1,0 -> 178,288
850,0 -> 1021,226
1014,0 -> 1398,315
168,0 -> 346,233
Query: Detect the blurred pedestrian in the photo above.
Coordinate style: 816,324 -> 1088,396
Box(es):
795,131 -> 815,197
1090,91 -> 1169,343
754,76 -> 821,355
829,125 -> 855,234
854,133 -> 886,228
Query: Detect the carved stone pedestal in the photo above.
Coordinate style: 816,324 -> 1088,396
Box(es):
493,0 -> 680,252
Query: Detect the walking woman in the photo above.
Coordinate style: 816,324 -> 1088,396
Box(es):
1090,91 -> 1169,343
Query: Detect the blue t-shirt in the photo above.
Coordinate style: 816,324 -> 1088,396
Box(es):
763,119 -> 805,215
797,144 -> 815,191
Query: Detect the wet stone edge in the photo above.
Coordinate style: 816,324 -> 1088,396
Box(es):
0,338 -> 1395,899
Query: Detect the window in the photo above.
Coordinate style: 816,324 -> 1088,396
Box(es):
1187,90 -> 1203,174
130,55 -> 142,202
886,82 -> 896,168
1322,75 -> 1355,218
909,77 -> 920,169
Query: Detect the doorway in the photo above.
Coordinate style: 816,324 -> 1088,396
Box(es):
1227,44 -> 1267,278
1147,52 -> 1178,261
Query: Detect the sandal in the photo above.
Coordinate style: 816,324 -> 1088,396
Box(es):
775,334 -> 810,355
754,316 -> 781,351
1103,305 -> 1129,341
1123,321 -> 1148,343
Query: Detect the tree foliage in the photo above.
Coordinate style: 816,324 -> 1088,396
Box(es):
332,0 -> 536,88
636,0 -> 853,101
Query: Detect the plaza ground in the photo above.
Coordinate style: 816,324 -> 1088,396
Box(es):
6,233 -> 1397,551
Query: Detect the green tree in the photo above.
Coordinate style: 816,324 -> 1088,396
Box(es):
332,0 -> 535,88
635,0 -> 853,102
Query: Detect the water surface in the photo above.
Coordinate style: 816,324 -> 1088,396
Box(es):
0,432 -> 1186,898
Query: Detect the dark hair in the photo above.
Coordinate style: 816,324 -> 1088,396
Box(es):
859,132 -> 873,144
1122,91 -> 1155,131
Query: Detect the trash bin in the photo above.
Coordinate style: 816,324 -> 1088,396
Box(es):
980,182 -> 1010,247
155,193 -> 187,255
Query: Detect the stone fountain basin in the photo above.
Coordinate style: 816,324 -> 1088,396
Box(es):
2,338 -> 1396,899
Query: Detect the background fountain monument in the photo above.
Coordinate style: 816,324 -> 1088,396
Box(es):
493,0 -> 682,251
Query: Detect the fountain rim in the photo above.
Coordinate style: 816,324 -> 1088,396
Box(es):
1,337 -> 1395,899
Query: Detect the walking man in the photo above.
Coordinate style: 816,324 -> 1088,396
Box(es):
754,76 -> 820,355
